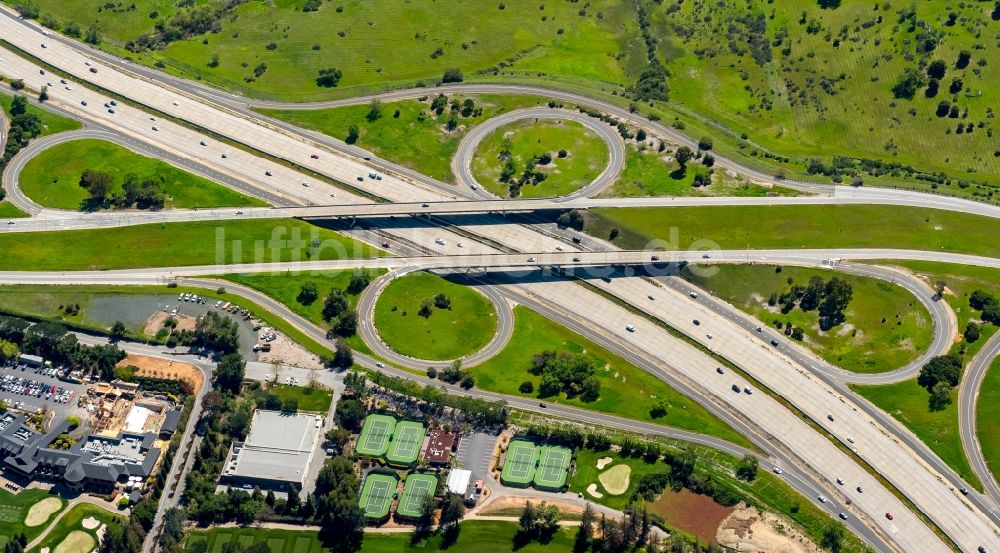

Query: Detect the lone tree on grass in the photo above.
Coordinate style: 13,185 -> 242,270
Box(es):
674,145 -> 693,172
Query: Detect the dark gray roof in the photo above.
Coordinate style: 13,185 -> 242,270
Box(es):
160,410 -> 181,434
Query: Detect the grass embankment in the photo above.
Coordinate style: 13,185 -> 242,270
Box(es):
373,273 -> 497,361
0,92 -> 81,136
474,306 -> 750,448
587,205 -> 1000,258
26,503 -> 122,553
185,520 -> 574,553
222,269 -> 386,354
0,489 -> 65,547
265,382 -> 333,413
260,94 -> 545,183
0,219 -> 381,270
20,0 -> 641,102
853,379 -> 979,489
18,138 -> 265,210
0,283 -> 332,359
682,264 -> 932,374
605,143 -> 799,198
471,118 -> 609,198
0,202 -> 27,218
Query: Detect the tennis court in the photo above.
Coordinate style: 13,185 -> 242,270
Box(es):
396,472 -> 438,518
500,440 -> 538,486
356,414 -> 396,457
534,445 -> 571,490
386,420 -> 427,466
359,472 -> 398,519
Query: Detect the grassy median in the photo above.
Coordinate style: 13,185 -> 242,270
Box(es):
473,305 -> 751,448
587,205 -> 1000,258
18,138 -> 265,210
0,219 -> 381,271
682,264 -> 933,374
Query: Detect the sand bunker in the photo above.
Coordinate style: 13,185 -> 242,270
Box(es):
586,483 -> 604,498
53,530 -> 96,553
717,504 -> 821,553
24,497 -> 62,527
81,516 -> 101,530
596,456 -> 613,470
597,464 -> 631,495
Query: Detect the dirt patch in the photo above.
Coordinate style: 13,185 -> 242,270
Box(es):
648,488 -> 735,544
717,504 -> 821,553
24,497 -> 62,527
596,456 -> 613,470
142,312 -> 196,337
478,495 -> 584,517
257,334 -> 323,369
117,354 -> 204,393
597,464 -> 631,495
586,483 -> 604,498
53,530 -> 96,553
81,516 -> 100,530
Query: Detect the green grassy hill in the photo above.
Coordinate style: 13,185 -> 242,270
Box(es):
14,0 -> 1000,196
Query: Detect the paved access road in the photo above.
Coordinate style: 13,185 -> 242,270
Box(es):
961,332 -> 1000,506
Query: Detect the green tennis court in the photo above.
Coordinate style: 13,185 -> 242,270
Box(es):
359,472 -> 397,519
356,414 -> 396,457
386,420 -> 427,466
534,445 -> 571,490
500,440 -> 538,486
396,472 -> 438,518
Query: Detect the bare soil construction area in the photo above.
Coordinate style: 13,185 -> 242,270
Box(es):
717,504 -> 821,553
118,354 -> 204,393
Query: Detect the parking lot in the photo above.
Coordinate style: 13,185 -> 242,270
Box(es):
1,363 -> 88,418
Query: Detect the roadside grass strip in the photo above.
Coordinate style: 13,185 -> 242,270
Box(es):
500,440 -> 538,487
359,473 -> 398,519
397,473 -> 438,518
385,421 -> 427,467
534,446 -> 572,490
356,414 -> 396,457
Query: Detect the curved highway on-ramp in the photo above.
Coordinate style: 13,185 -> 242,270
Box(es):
452,107 -> 626,200
961,332 -> 1000,503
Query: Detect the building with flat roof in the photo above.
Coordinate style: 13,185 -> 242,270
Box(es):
220,410 -> 323,490
423,430 -> 457,466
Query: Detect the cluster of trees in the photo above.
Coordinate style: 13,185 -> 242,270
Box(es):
366,371 -> 509,427
418,293 -> 452,318
514,501 -> 562,547
0,96 -> 43,200
78,170 -> 167,211
970,289 -> 1000,325
632,3 -> 668,101
0,317 -> 125,380
429,359 -> 475,389
3,534 -> 26,553
316,67 -> 343,88
125,1 -> 241,51
313,276 -> 367,339
189,310 -> 240,354
917,354 -> 963,411
767,274 -> 854,330
527,351 -> 601,402
556,209 -> 585,231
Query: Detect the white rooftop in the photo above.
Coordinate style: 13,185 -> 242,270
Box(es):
223,410 -> 322,483
446,469 -> 472,494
